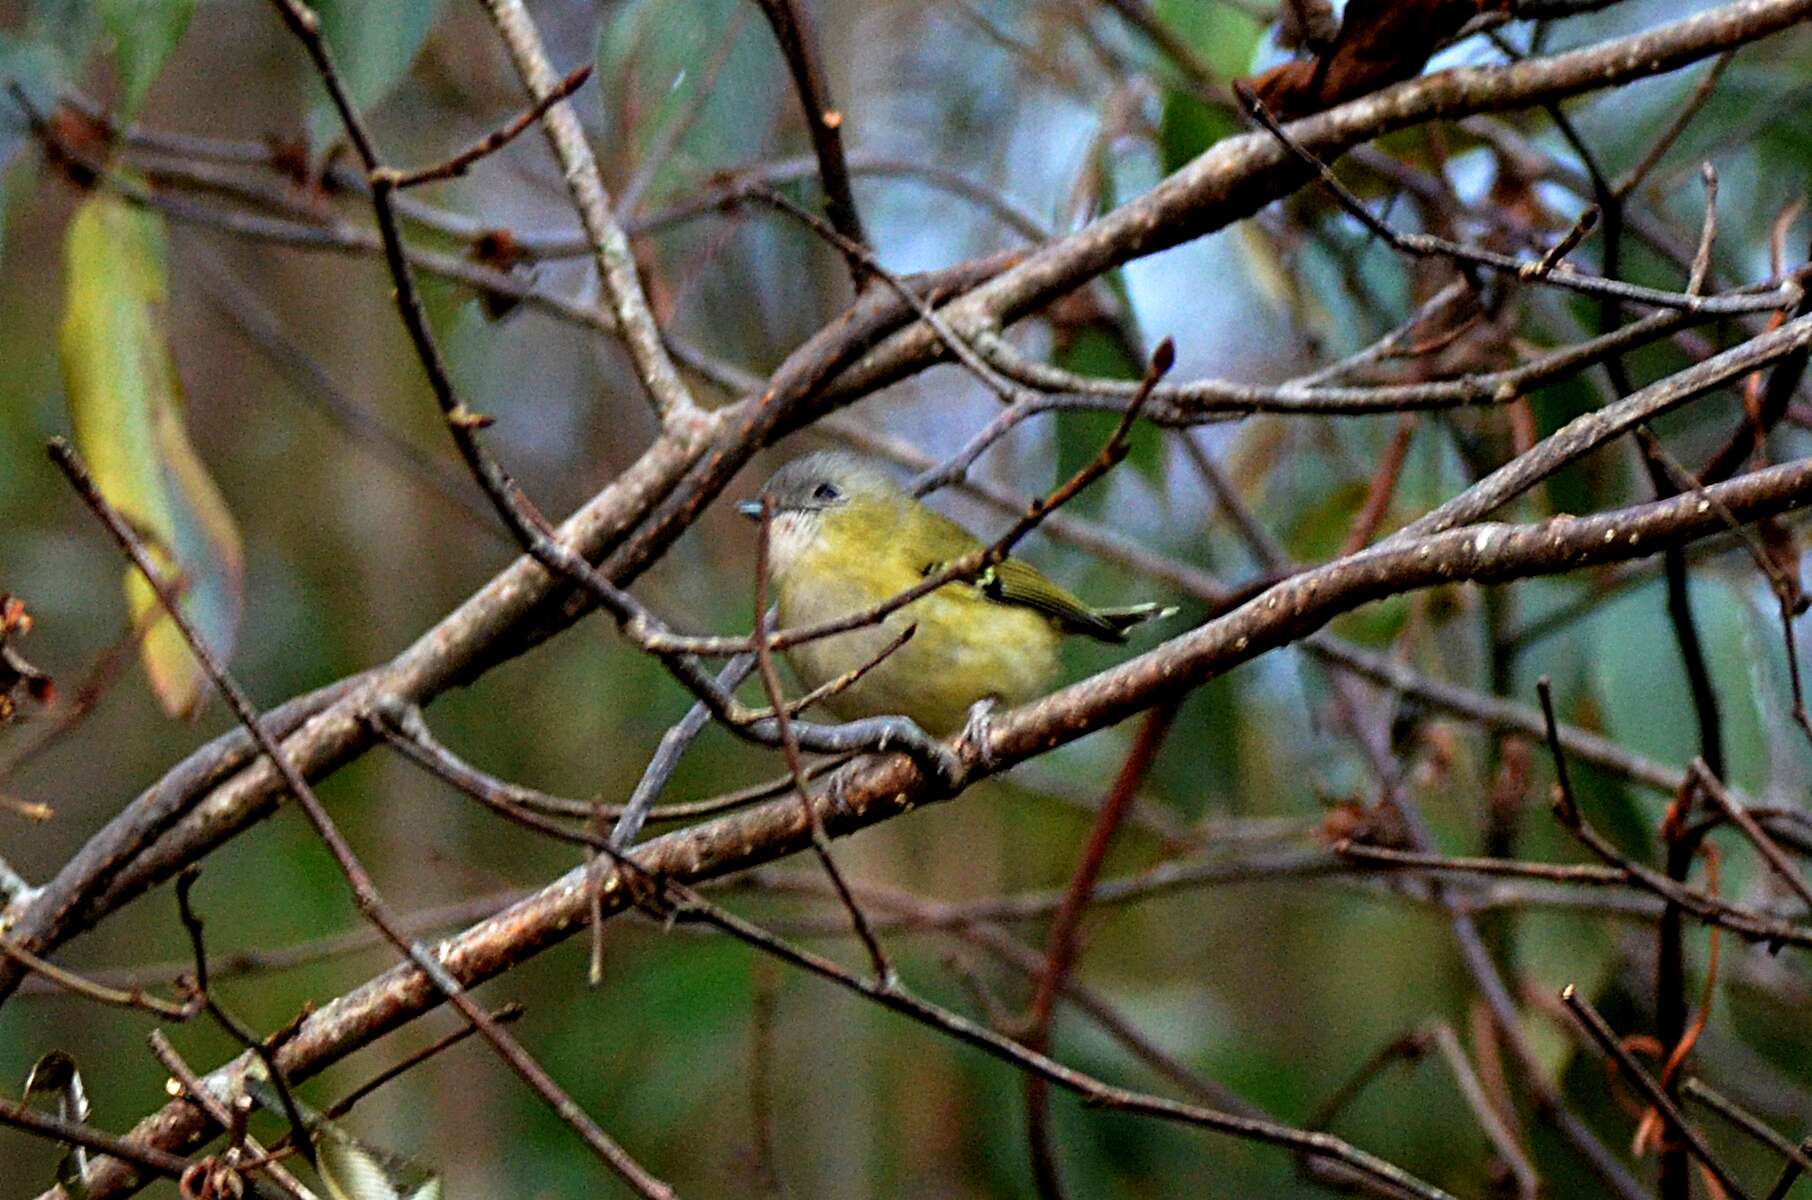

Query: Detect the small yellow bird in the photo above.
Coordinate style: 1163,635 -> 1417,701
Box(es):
738,451 -> 1173,737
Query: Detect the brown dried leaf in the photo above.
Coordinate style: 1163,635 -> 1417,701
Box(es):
1488,735 -> 1533,824
264,134 -> 312,187
0,594 -> 54,721
467,230 -> 529,320
1276,0 -> 1339,54
1320,794 -> 1415,849
1243,0 -> 1511,120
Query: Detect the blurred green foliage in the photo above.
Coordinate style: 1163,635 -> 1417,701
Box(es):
3,1 -> 1812,1198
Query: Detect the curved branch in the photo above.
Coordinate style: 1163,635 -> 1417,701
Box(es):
66,455 -> 1812,1192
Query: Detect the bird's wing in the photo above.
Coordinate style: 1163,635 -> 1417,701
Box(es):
981,558 -> 1126,642
911,508 -> 1125,642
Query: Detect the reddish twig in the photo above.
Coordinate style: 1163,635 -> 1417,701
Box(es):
1021,700 -> 1180,1198
1337,412 -> 1418,555
390,63 -> 592,189
1558,985 -> 1748,1198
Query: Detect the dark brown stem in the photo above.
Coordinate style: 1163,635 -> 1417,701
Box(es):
390,63 -> 591,188
752,0 -> 868,285
0,1097 -> 195,1184
321,1003 -> 525,1121
1022,701 -> 1180,1198
1558,985 -> 1749,1198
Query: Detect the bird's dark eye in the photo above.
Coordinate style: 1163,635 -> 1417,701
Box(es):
812,482 -> 842,503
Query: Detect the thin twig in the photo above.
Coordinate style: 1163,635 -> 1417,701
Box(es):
753,495 -> 893,983
1689,760 -> 1812,914
391,64 -> 592,189
1335,841 -> 1628,886
1558,985 -> 1749,1198
1682,1076 -> 1812,1172
753,0 -> 868,284
50,434 -> 679,1200
475,0 -> 703,425
610,654 -> 759,848
321,1003 -> 525,1121
0,1096 -> 196,1183
1614,51 -> 1735,198
1767,1138 -> 1812,1200
173,868 -> 316,1168
0,936 -> 196,1019
1425,1023 -> 1540,1200
1022,700 -> 1180,1198
148,1030 -> 315,1200
1232,81 -> 1795,316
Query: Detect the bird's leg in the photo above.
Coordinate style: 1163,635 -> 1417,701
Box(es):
958,697 -> 999,774
823,758 -> 860,820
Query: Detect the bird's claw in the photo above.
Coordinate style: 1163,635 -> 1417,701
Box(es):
825,764 -> 858,820
958,698 -> 999,776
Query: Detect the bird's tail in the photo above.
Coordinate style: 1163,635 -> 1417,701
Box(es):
1088,602 -> 1180,643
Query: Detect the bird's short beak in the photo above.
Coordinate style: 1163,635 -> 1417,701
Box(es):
735,499 -> 764,521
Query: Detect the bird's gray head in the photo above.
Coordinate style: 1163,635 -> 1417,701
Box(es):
736,451 -> 903,579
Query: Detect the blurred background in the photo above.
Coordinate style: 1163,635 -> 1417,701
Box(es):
3,0 -> 1812,1195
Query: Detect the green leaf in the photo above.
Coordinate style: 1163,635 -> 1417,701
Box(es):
1150,0 -> 1264,78
596,0 -> 763,179
99,0 -> 196,120
1586,575 -> 1769,796
1158,90 -> 1239,176
1052,325 -> 1163,496
306,0 -> 442,149
59,194 -> 243,718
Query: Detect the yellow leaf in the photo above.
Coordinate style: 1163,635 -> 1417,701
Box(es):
59,195 -> 242,718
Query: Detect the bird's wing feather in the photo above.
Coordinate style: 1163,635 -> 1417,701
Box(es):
910,508 -> 1124,642
982,559 -> 1125,642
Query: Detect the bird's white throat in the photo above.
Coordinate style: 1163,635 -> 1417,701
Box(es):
763,510 -> 822,581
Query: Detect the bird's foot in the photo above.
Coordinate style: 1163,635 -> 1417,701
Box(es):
958,698 -> 999,775
823,759 -> 860,820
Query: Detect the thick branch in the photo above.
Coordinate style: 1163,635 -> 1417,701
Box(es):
67,457 -> 1812,1190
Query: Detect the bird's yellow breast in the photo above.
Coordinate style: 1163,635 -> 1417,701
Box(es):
776,519 -> 1061,736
